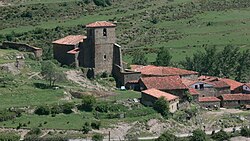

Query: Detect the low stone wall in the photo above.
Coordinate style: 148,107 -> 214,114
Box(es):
2,42 -> 43,59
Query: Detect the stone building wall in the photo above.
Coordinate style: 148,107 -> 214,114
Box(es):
53,44 -> 76,66
221,100 -> 250,108
199,101 -> 220,108
2,42 -> 43,59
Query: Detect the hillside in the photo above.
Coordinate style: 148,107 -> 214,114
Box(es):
0,0 -> 250,63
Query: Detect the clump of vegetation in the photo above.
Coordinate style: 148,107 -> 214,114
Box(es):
132,51 -> 148,65
154,47 -> 172,66
191,129 -> 208,141
35,106 -> 50,115
93,0 -> 112,7
211,129 -> 229,141
156,132 -> 177,141
0,132 -> 20,141
82,122 -> 92,134
80,95 -> 96,112
0,110 -> 21,122
92,133 -> 104,141
240,126 -> 250,137
153,97 -> 170,118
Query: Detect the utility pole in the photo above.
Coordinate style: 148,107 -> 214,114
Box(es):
109,131 -> 111,141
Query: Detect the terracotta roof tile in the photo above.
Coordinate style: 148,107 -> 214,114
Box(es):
142,88 -> 178,101
199,97 -> 221,102
189,88 -> 199,95
219,78 -> 243,91
244,83 -> 250,88
67,48 -> 80,54
140,76 -> 188,90
211,80 -> 230,88
198,75 -> 218,82
131,65 -> 198,76
53,35 -> 86,45
86,21 -> 116,28
221,94 -> 250,101
182,79 -> 199,86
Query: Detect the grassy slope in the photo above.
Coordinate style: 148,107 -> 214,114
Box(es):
1,0 -> 249,63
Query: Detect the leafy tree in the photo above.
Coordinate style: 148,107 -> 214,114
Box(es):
240,126 -> 250,137
211,129 -> 229,141
132,51 -> 148,65
81,95 -> 96,112
41,61 -> 64,87
154,47 -> 172,66
153,97 -> 170,118
235,49 -> 250,82
61,103 -> 74,114
191,129 -> 208,141
92,134 -> 104,141
156,132 -> 176,141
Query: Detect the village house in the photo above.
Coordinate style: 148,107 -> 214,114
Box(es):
219,94 -> 250,108
198,97 -> 221,108
52,21 -> 123,77
139,76 -> 188,100
219,78 -> 243,94
242,83 -> 250,94
130,65 -> 199,79
141,88 -> 179,113
188,88 -> 199,102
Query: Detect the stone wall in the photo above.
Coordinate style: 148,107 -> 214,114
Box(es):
199,101 -> 220,108
2,42 -> 43,59
221,100 -> 250,108
53,44 -> 76,66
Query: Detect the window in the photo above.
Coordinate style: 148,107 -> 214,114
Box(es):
200,84 -> 204,90
103,54 -> 107,60
103,28 -> 107,36
195,85 -> 198,89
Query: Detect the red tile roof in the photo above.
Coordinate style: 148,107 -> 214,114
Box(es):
211,80 -> 230,88
67,48 -> 80,54
53,35 -> 86,45
221,94 -> 250,101
189,88 -> 199,95
140,76 -> 188,90
142,88 -> 178,101
131,65 -> 198,76
219,78 -> 243,91
199,97 -> 221,102
198,75 -> 218,82
182,79 -> 199,86
86,21 -> 116,28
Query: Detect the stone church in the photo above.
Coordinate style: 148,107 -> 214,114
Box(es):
52,21 -> 123,77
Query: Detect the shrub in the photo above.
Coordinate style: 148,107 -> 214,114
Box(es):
61,103 -> 74,114
51,105 -> 63,114
240,126 -> 250,137
28,127 -> 41,135
92,134 -> 104,141
91,121 -> 101,129
153,97 -> 170,118
93,0 -> 111,7
34,106 -> 50,115
156,132 -> 176,141
82,122 -> 92,134
191,129 -> 208,141
212,129 -> 229,141
81,95 -> 96,112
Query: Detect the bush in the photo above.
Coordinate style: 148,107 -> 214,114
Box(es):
153,97 -> 170,118
91,121 -> 101,129
212,129 -> 229,141
240,126 -> 250,137
93,0 -> 111,7
51,105 -> 63,115
191,129 -> 208,141
0,110 -> 20,122
82,122 -> 92,134
156,132 -> 176,141
28,127 -> 41,135
81,95 -> 96,112
35,106 -> 50,115
92,134 -> 104,141
61,103 -> 74,114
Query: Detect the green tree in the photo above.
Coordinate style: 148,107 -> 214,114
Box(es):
41,61 -> 64,87
211,129 -> 229,141
156,132 -> 176,141
191,129 -> 208,141
132,51 -> 148,65
81,95 -> 96,112
236,49 -> 250,82
154,47 -> 172,66
34,106 -> 50,115
153,97 -> 170,118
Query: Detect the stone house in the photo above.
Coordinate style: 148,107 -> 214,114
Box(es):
182,78 -> 230,97
139,76 -> 188,100
188,88 -> 199,102
219,78 -> 243,94
130,65 -> 198,80
141,88 -> 179,113
52,21 -> 123,77
198,97 -> 221,108
242,83 -> 250,94
219,94 -> 250,108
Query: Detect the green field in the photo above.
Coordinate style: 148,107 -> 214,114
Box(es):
0,0 -> 250,63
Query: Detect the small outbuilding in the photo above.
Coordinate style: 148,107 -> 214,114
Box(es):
141,88 -> 179,113
198,97 -> 221,108
219,94 -> 250,108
